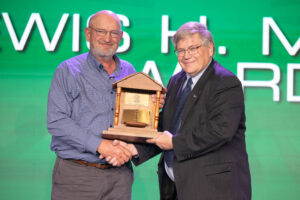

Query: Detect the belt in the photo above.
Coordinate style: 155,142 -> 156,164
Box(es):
71,159 -> 113,169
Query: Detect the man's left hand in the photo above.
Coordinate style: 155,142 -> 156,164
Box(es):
146,131 -> 173,150
152,94 -> 165,108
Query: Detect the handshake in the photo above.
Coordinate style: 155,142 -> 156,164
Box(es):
97,130 -> 174,167
97,139 -> 138,167
96,94 -> 166,167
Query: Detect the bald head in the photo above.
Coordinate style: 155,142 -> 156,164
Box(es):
85,10 -> 123,62
89,10 -> 122,30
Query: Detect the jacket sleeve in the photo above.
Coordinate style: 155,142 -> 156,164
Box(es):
132,143 -> 161,166
132,78 -> 174,166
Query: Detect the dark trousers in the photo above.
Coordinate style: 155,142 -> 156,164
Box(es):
51,157 -> 134,200
158,160 -> 178,200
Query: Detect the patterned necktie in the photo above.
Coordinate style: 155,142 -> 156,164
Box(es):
165,78 -> 193,167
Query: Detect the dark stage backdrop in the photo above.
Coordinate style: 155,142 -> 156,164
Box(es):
0,0 -> 299,199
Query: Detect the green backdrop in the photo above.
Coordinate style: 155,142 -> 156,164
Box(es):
0,0 -> 299,199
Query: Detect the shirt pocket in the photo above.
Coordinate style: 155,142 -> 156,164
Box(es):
78,83 -> 110,116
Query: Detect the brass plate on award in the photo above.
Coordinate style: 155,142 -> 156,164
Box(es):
122,109 -> 150,125
124,93 -> 149,107
102,72 -> 167,143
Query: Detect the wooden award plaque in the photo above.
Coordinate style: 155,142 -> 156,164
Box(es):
102,72 -> 167,143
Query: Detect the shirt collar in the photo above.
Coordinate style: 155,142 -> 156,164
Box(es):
185,58 -> 212,89
87,52 -> 122,77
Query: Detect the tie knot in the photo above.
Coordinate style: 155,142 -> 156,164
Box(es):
186,78 -> 193,89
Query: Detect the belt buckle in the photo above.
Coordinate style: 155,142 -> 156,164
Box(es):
95,163 -> 111,169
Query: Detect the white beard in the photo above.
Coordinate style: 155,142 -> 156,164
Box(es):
91,40 -> 118,59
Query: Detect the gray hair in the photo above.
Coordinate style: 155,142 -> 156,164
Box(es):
172,22 -> 215,54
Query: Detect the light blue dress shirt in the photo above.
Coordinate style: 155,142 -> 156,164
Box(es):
47,52 -> 136,163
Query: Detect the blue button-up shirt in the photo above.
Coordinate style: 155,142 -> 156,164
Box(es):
47,52 -> 136,163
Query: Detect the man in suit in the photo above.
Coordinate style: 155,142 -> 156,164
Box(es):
139,22 -> 252,199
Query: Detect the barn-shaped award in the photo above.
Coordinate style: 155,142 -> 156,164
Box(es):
102,72 -> 167,143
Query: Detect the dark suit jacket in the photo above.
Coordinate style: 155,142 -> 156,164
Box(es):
134,60 -> 251,200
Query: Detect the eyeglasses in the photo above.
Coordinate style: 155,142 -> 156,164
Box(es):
175,45 -> 202,57
89,27 -> 121,38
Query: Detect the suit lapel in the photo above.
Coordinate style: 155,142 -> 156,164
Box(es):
180,60 -> 215,125
165,71 -> 186,130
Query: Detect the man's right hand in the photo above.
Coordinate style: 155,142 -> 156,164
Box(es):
97,139 -> 132,167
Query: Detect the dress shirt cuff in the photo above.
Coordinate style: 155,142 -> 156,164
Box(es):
85,132 -> 102,155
